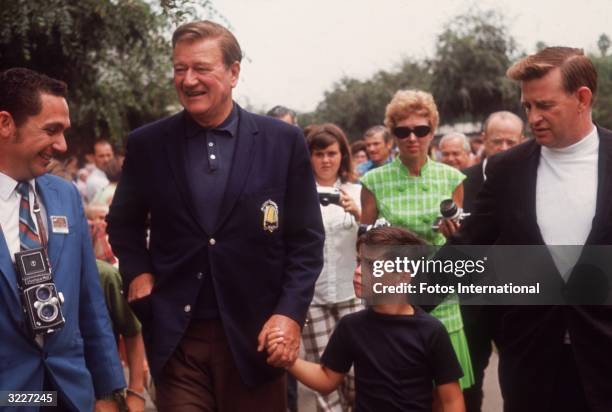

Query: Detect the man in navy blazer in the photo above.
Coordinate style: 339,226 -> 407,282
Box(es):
0,68 -> 125,411
441,47 -> 612,412
107,20 -> 324,411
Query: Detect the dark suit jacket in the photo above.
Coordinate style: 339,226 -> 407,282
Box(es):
107,106 -> 324,386
450,127 -> 612,412
461,161 -> 485,214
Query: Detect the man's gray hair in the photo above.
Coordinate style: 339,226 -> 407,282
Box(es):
439,132 -> 470,153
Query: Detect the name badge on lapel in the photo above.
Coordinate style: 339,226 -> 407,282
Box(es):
261,200 -> 279,233
50,216 -> 69,234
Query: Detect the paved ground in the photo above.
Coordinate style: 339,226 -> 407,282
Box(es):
298,352 -> 503,411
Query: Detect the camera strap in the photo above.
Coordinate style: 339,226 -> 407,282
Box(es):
31,193 -> 48,249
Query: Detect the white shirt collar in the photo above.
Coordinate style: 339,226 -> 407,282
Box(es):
0,171 -> 37,201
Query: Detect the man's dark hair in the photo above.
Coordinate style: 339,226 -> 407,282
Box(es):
92,139 -> 114,154
0,67 -> 67,127
507,47 -> 597,99
266,105 -> 297,123
172,20 -> 242,68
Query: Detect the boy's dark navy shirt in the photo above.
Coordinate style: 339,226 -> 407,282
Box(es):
320,306 -> 462,412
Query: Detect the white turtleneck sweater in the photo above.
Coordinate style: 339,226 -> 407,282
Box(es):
536,126 -> 599,281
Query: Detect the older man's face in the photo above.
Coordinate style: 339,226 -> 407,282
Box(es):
439,137 -> 470,169
521,67 -> 586,148
482,117 -> 523,158
173,38 -> 240,128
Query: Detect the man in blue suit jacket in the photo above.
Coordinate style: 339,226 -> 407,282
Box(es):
0,68 -> 125,411
107,20 -> 324,411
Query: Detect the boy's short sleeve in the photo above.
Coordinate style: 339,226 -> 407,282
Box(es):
428,322 -> 463,385
320,317 -> 354,374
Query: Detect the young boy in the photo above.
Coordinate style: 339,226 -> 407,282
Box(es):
266,226 -> 465,412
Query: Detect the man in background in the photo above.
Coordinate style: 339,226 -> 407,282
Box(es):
85,139 -> 114,203
439,132 -> 472,170
357,125 -> 393,176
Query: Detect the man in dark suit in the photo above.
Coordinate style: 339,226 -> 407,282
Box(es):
460,111 -> 524,412
107,21 -> 324,411
442,47 -> 612,412
0,68 -> 125,411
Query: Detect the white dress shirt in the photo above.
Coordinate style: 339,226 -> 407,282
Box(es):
0,172 -> 48,263
312,180 -> 361,305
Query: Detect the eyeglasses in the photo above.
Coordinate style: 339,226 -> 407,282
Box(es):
392,125 -> 431,139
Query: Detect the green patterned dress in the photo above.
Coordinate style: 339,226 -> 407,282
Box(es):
361,158 -> 475,389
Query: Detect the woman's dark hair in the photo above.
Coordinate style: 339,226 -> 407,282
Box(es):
306,123 -> 356,183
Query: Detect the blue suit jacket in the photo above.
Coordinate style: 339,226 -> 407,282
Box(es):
0,174 -> 125,411
107,106 -> 324,385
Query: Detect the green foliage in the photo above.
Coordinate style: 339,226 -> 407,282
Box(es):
0,0 -> 180,152
302,60 -> 431,140
597,33 -> 610,57
303,8 -> 522,138
430,9 -> 521,124
592,54 -> 612,129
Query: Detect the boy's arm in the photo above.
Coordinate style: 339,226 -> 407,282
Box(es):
288,358 -> 345,395
436,382 -> 465,412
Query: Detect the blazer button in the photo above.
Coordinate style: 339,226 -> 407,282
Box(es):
184,305 -> 191,313
209,238 -> 216,245
196,272 -> 204,280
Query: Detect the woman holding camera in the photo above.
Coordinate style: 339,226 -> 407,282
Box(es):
360,90 -> 474,392
303,123 -> 362,411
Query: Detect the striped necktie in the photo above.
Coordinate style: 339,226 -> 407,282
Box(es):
16,182 -> 42,250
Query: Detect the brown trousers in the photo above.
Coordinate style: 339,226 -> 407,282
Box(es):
156,319 -> 287,412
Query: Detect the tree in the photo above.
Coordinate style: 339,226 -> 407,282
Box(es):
301,59 -> 431,140
597,33 -> 610,57
0,0 -> 231,152
430,8 -> 522,124
592,54 -> 612,129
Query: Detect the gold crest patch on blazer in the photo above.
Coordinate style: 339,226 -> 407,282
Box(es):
261,200 -> 279,233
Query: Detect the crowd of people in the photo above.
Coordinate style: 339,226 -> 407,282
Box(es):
1,18 -> 611,412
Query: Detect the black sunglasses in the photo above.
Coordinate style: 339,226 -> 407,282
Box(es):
393,125 -> 431,139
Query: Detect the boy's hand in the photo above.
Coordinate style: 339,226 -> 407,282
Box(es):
257,314 -> 300,368
264,328 -> 285,352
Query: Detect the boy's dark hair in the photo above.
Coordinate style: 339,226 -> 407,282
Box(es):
357,226 -> 426,249
0,67 -> 67,127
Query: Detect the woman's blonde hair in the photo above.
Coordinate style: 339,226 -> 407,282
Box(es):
384,89 -> 439,133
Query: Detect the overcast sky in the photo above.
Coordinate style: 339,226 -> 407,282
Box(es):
203,0 -> 611,113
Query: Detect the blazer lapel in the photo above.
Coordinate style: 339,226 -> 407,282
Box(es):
163,112 -> 208,235
586,127 -> 612,244
214,107 -> 257,233
36,175 -> 65,270
514,141 -> 545,244
0,229 -> 21,310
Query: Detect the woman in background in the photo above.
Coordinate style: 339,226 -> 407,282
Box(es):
303,123 -> 362,412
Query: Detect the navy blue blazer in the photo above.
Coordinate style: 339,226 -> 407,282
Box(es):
0,174 -> 125,411
107,106 -> 324,385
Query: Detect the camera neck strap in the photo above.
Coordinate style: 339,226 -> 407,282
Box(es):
31,193 -> 48,249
